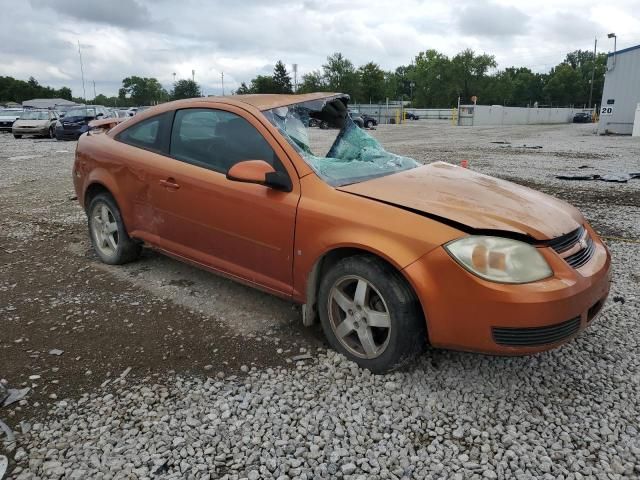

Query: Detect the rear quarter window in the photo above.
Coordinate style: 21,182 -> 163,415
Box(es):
116,111 -> 172,154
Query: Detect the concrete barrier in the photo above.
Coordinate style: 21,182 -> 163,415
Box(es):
459,105 -> 594,126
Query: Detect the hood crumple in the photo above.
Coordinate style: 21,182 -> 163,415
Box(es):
337,162 -> 583,240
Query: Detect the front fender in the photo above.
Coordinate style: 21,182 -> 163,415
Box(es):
292,176 -> 463,303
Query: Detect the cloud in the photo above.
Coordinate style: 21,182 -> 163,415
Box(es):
1,0 -> 638,98
29,0 -> 152,28
457,1 -> 530,37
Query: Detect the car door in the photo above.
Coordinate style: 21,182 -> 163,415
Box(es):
148,105 -> 300,296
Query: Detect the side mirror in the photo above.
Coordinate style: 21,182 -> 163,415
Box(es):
96,113 -> 104,118
226,160 -> 292,192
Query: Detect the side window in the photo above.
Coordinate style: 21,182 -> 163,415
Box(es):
116,111 -> 172,154
170,108 -> 281,174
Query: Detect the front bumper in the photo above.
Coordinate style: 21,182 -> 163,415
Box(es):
403,224 -> 611,354
12,126 -> 48,136
55,126 -> 84,140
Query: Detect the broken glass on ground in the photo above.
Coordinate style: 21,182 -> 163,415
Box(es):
264,96 -> 419,187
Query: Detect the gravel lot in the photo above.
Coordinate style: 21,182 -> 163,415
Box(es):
1,122 -> 639,479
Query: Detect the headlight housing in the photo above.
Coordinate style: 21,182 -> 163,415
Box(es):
445,236 -> 552,284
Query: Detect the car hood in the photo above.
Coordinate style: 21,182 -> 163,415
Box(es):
337,162 -> 583,240
14,120 -> 48,127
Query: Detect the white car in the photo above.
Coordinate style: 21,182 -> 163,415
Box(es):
0,109 -> 23,132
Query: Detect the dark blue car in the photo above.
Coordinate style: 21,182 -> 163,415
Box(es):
55,105 -> 112,141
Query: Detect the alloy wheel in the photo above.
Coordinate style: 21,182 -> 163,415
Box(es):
91,203 -> 119,257
327,275 -> 391,359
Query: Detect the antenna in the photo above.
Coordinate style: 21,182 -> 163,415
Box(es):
77,40 -> 86,102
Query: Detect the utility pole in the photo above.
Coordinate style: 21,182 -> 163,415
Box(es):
588,37 -> 597,109
77,40 -> 86,103
93,80 -> 97,100
172,72 -> 176,83
292,63 -> 298,92
192,69 -> 195,82
221,72 -> 225,96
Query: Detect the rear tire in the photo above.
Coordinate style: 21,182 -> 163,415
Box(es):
13,134 -> 21,139
87,193 -> 141,265
318,255 -> 426,373
49,126 -> 55,139
365,120 -> 374,128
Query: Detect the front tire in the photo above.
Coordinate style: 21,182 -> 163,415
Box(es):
365,120 -> 374,128
49,126 -> 56,139
13,134 -> 22,139
87,193 -> 141,265
318,255 -> 426,373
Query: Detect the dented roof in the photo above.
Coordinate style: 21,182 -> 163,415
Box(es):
169,92 -> 348,112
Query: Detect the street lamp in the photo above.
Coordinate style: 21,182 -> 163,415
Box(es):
607,33 -> 617,71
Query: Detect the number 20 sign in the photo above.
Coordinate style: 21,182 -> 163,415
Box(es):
600,106 -> 614,116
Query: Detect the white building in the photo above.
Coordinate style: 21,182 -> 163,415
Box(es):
597,44 -> 640,135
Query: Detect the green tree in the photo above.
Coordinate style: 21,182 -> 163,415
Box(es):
235,82 -> 252,94
272,61 -> 293,94
57,87 -> 72,100
543,63 -> 583,106
297,70 -> 327,93
172,79 -> 202,99
322,53 -> 360,101
358,62 -> 385,103
449,49 -> 497,103
249,75 -> 277,94
118,76 -> 168,105
411,50 -> 453,107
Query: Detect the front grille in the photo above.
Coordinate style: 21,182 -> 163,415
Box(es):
564,234 -> 595,268
547,227 -> 585,253
547,226 -> 595,269
492,317 -> 581,346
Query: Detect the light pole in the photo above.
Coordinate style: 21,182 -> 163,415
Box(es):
292,63 -> 298,92
607,33 -> 617,71
588,37 -> 597,109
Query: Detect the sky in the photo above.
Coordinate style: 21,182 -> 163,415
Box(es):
1,0 -> 639,98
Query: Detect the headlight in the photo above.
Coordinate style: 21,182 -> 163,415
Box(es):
55,121 -> 62,128
445,236 -> 552,284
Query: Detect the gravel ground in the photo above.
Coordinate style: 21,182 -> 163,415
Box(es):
1,122 -> 639,479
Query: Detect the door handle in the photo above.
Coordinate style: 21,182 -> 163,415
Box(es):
159,177 -> 180,190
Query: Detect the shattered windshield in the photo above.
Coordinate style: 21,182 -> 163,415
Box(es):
264,97 -> 418,186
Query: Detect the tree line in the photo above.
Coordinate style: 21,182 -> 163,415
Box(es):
0,75 -> 202,107
239,49 -> 607,108
1,48 -> 607,109
0,76 -> 72,104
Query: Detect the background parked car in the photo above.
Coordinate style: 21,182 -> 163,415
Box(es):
0,108 -> 23,132
12,109 -> 59,139
109,109 -> 128,119
405,112 -> 420,120
573,112 -> 592,123
55,105 -> 112,140
360,113 -> 378,128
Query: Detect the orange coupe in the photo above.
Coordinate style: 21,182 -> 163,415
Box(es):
74,93 -> 611,372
